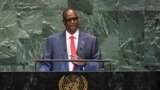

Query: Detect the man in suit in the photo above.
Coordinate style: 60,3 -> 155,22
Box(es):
39,8 -> 102,72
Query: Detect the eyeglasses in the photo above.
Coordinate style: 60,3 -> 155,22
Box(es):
64,17 -> 78,22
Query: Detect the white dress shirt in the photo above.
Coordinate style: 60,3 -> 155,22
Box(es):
66,30 -> 79,71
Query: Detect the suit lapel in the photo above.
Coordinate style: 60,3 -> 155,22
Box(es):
77,32 -> 86,58
59,31 -> 69,71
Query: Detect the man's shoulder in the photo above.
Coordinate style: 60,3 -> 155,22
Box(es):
48,31 -> 64,39
80,31 -> 96,39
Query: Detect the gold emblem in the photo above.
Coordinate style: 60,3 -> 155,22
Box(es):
59,75 -> 88,90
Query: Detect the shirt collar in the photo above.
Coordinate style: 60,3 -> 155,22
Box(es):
66,29 -> 79,39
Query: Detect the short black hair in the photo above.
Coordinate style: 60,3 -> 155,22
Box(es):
62,8 -> 77,20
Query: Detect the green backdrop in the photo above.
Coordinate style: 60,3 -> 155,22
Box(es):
0,0 -> 160,71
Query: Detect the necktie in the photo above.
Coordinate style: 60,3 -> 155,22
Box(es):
70,36 -> 76,71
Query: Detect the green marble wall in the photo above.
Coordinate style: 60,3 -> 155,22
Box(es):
0,0 -> 160,71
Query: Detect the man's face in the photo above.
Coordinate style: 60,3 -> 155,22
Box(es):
63,10 -> 79,34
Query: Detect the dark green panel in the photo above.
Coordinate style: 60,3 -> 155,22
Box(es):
0,0 -> 43,71
146,0 -> 160,10
0,0 -> 15,10
68,0 -> 93,15
77,11 -> 93,33
0,3 -> 21,71
16,34 -> 44,71
15,2 -> 43,71
42,8 -> 64,37
42,1 -> 68,37
15,0 -> 43,37
41,0 -> 68,7
144,11 -> 160,70
93,0 -> 119,11
118,11 -> 145,70
92,11 -> 119,70
14,0 -> 42,4
16,9 -> 43,36
118,0 -> 145,10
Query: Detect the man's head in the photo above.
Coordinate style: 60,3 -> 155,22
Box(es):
63,8 -> 79,34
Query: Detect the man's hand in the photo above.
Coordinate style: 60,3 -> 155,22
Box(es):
70,55 -> 86,66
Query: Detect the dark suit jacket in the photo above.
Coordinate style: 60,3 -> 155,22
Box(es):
39,31 -> 102,72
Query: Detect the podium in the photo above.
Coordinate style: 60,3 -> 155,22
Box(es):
34,59 -> 112,71
0,60 -> 159,90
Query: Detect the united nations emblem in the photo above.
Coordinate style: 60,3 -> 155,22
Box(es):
59,75 -> 88,90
